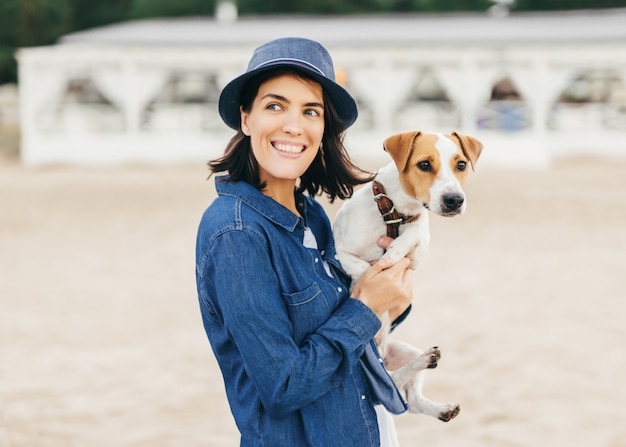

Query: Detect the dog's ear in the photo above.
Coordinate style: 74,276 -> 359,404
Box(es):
451,131 -> 483,171
383,131 -> 422,172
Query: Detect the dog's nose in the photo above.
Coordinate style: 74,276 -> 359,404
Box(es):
443,193 -> 465,211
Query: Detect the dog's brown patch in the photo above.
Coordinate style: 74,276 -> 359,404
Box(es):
449,131 -> 483,171
449,151 -> 471,186
383,131 -> 421,172
384,132 -> 440,205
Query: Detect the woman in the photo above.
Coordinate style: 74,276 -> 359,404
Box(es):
195,37 -> 414,446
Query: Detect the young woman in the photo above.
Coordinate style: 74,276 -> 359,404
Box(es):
195,37 -> 414,446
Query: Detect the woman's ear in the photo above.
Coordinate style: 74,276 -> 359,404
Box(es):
240,106 -> 250,136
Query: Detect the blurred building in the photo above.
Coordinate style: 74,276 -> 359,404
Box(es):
16,9 -> 626,167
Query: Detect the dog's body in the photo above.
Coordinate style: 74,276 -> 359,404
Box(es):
333,131 -> 483,445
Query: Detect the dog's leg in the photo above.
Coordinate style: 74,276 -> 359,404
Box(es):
403,371 -> 461,422
386,342 -> 461,422
381,237 -> 420,266
380,219 -> 430,269
374,312 -> 392,358
388,344 -> 439,388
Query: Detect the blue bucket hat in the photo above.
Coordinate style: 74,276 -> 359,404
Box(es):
218,37 -> 358,130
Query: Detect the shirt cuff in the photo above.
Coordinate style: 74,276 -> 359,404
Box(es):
334,298 -> 382,343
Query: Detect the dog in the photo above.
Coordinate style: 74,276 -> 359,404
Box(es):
333,131 -> 483,443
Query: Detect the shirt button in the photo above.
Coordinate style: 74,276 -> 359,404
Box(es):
361,395 -> 366,400
314,258 -> 319,263
378,357 -> 384,363
337,287 -> 343,292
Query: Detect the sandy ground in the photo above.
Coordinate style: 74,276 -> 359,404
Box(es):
1,154 -> 625,447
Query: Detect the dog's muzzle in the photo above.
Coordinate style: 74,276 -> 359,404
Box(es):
441,193 -> 465,214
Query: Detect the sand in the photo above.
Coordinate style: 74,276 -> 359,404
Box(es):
1,155 -> 625,447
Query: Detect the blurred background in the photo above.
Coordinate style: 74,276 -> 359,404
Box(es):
1,2 -> 626,447
1,0 -> 626,165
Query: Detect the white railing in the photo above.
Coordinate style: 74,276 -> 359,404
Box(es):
17,42 -> 626,167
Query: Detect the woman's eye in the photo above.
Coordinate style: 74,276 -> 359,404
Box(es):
457,160 -> 467,171
304,109 -> 321,117
267,103 -> 282,111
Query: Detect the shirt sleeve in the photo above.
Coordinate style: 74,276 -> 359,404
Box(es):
201,228 -> 381,416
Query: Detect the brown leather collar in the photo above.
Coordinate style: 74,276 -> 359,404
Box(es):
372,180 -> 420,239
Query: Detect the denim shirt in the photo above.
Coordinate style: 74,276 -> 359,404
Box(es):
195,177 -> 408,447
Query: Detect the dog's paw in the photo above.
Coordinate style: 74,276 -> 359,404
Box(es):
424,346 -> 441,369
380,251 -> 402,266
438,404 -> 460,422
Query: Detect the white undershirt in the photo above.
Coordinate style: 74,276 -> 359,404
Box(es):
303,227 -> 332,277
375,405 -> 396,447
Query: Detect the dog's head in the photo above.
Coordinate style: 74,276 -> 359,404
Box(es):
383,131 -> 483,216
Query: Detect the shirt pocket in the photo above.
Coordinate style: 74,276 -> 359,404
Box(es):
282,283 -> 332,344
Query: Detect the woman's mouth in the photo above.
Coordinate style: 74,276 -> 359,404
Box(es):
273,142 -> 306,154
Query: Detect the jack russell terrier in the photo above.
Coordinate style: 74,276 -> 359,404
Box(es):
333,131 -> 483,442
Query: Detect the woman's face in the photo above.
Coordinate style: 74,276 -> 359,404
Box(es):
240,73 -> 325,191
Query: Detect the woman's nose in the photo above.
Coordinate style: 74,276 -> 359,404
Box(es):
282,111 -> 303,134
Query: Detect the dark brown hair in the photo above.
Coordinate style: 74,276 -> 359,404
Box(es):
207,68 -> 374,202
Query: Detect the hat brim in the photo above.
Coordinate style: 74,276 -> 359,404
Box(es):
218,62 -> 358,131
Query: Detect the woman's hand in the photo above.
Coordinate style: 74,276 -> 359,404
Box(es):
350,236 -> 415,319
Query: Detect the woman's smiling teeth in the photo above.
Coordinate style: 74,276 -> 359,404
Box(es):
273,142 -> 305,154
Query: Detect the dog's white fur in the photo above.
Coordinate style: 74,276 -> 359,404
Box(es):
333,131 -> 483,445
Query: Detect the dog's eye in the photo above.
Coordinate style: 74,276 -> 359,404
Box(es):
417,161 -> 432,172
456,160 -> 467,171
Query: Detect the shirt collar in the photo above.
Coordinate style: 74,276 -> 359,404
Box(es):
215,175 -> 303,232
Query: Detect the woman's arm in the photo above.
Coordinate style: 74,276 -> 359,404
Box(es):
200,229 -> 381,416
